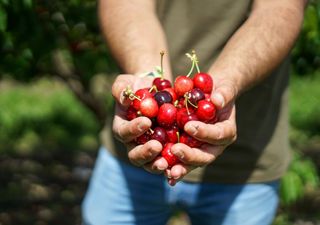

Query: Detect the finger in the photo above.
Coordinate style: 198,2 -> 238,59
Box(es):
143,156 -> 169,174
184,114 -> 236,146
170,143 -> 221,167
166,164 -> 193,186
127,140 -> 163,167
112,75 -> 135,106
211,78 -> 238,109
113,113 -> 152,143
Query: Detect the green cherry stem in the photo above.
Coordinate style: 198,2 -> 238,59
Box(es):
186,50 -> 201,77
160,51 -> 165,80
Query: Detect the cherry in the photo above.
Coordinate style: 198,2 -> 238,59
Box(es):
174,75 -> 194,97
193,72 -> 213,93
136,132 -> 151,145
126,105 -> 139,121
139,97 -> 159,118
153,78 -> 172,91
157,103 -> 177,127
180,132 -> 203,148
132,88 -> 153,110
154,91 -> 173,106
151,127 -> 168,146
166,125 -> 179,143
196,100 -> 216,122
176,108 -> 198,129
163,87 -> 177,102
161,143 -> 180,168
186,88 -> 205,105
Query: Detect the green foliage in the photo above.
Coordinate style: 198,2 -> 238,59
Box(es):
280,152 -> 319,205
0,79 -> 99,155
0,0 -> 118,83
292,0 -> 320,74
289,73 -> 320,137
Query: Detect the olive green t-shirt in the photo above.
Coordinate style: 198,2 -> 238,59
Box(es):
100,0 -> 291,183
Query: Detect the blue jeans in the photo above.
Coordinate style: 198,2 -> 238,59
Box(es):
82,147 -> 279,225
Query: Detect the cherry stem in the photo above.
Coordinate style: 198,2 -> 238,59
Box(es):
184,93 -> 198,109
176,132 -> 180,143
124,87 -> 141,101
160,51 -> 165,79
185,98 -> 190,115
149,85 -> 158,93
186,50 -> 200,77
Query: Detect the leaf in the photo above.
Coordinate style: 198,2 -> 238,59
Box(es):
23,0 -> 32,9
0,5 -> 7,31
280,171 -> 304,205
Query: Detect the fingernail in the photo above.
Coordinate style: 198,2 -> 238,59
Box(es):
212,92 -> 225,108
157,164 -> 166,170
186,124 -> 198,136
138,123 -> 147,132
119,90 -> 126,104
172,149 -> 184,159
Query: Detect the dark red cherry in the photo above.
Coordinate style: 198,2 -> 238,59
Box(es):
135,132 -> 151,145
176,108 -> 198,129
186,88 -> 205,105
126,105 -> 138,121
154,91 -> 173,106
193,73 -> 213,93
166,125 -> 179,143
153,77 -> 172,91
132,88 -> 153,110
151,127 -> 168,146
139,97 -> 159,118
163,87 -> 177,102
196,100 -> 216,122
180,132 -> 203,148
157,103 -> 177,127
161,143 -> 180,168
174,75 -> 194,96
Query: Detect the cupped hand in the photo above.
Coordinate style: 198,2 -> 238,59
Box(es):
111,74 -> 169,173
165,77 -> 238,186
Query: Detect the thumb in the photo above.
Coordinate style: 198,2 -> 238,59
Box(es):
211,79 -> 238,109
112,74 -> 136,107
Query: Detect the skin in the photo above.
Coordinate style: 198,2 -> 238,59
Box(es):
99,0 -> 308,185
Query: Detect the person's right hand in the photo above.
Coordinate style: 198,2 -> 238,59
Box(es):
111,74 -> 169,173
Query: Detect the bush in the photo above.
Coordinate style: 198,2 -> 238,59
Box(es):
0,78 -> 99,155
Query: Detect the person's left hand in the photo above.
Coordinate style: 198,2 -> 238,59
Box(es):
165,77 -> 238,186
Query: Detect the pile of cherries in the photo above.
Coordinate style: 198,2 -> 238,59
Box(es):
123,51 -> 217,167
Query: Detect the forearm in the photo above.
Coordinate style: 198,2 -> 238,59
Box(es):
98,0 -> 171,77
209,0 -> 307,95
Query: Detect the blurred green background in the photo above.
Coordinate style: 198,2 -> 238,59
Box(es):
0,0 -> 319,225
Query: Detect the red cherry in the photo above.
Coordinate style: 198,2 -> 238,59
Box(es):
180,132 -> 203,148
204,93 -> 211,101
126,105 -> 138,121
163,87 -> 177,102
196,100 -> 216,122
161,143 -> 180,168
153,77 -> 172,91
132,88 -> 153,110
174,75 -> 194,96
176,108 -> 198,129
166,125 -> 179,143
157,103 -> 177,127
193,73 -> 213,93
139,97 -> 159,118
151,127 -> 168,146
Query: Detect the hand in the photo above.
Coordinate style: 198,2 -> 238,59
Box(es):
112,74 -> 169,173
165,77 -> 238,186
